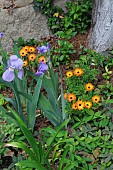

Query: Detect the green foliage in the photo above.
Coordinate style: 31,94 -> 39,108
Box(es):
0,94 -> 4,105
0,112 -> 25,166
3,106 -> 70,169
38,66 -> 68,127
33,0 -> 92,38
14,37 -> 38,49
51,39 -> 76,66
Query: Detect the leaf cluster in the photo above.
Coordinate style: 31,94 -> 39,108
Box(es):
33,0 -> 92,38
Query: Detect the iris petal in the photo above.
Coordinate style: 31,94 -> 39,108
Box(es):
10,55 -> 18,60
35,71 -> 44,76
18,69 -> 23,80
38,62 -> 48,72
37,44 -> 50,54
2,68 -> 14,82
35,62 -> 48,76
10,58 -> 23,70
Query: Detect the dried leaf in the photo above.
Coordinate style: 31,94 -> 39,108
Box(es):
87,154 -> 95,165
94,148 -> 100,157
5,149 -> 14,157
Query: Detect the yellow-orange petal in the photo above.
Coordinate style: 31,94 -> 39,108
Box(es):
92,95 -> 100,103
38,56 -> 46,63
72,102 -> 78,110
66,71 -> 73,78
23,60 -> 28,67
73,68 -> 84,76
67,93 -> 76,102
28,54 -> 36,61
28,46 -> 35,53
22,46 -> 29,52
85,83 -> 94,91
76,100 -> 84,110
20,49 -> 27,57
84,101 -> 92,109
64,93 -> 68,99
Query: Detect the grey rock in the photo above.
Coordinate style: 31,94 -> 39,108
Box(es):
0,0 -> 67,52
0,4 -> 51,52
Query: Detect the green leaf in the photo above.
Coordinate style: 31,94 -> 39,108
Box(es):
5,142 -> 37,161
27,76 -> 43,130
106,99 -> 113,104
7,106 -> 42,163
59,147 -> 70,170
13,40 -> 21,58
45,119 -> 70,158
83,115 -> 93,123
18,91 -> 32,101
16,160 -> 47,170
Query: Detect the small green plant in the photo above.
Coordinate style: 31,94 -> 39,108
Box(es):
51,39 -> 76,66
33,0 -> 92,38
0,112 -> 25,166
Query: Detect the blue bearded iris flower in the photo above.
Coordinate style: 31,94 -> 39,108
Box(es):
37,44 -> 50,54
2,55 -> 23,82
0,32 -> 5,38
35,62 -> 48,76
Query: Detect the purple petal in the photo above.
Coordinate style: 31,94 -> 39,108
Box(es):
38,62 -> 48,72
47,44 -> 50,51
18,69 -> 23,80
35,71 -> 44,76
35,62 -> 48,76
0,32 -> 5,38
2,68 -> 14,82
10,55 -> 18,60
37,44 -> 50,54
10,58 -> 23,70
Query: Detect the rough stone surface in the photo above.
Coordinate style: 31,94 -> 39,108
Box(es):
14,0 -> 33,8
0,0 -> 67,52
0,4 -> 51,51
54,0 -> 68,12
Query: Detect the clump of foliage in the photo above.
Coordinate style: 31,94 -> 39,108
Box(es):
33,0 -> 92,37
51,39 -> 76,66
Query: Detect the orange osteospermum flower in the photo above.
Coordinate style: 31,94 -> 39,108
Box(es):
85,83 -> 94,91
84,101 -> 92,109
73,68 -> 84,76
92,95 -> 100,103
28,46 -> 35,53
23,60 -> 28,67
20,49 -> 27,57
28,54 -> 36,61
66,71 -> 73,78
76,100 -> 84,110
64,93 -> 68,99
38,56 -> 46,63
72,102 -> 78,110
22,46 -> 29,53
67,93 -> 76,102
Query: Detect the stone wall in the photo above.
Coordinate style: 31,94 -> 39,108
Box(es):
0,0 -> 67,52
